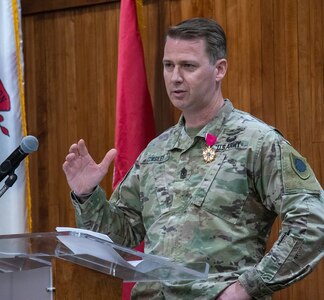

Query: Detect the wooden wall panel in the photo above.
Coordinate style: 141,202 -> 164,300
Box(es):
21,0 -> 323,299
260,0 -> 276,126
22,0 -> 118,15
274,0 -> 301,148
23,3 -> 120,231
139,0 -> 173,133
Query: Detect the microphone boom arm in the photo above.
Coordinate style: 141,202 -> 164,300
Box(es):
0,173 -> 18,198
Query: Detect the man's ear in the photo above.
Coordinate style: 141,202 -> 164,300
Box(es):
215,59 -> 228,82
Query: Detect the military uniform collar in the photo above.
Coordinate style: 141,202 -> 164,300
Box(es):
166,99 -> 234,151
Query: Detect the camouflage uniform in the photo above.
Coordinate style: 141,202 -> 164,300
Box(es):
72,100 -> 324,299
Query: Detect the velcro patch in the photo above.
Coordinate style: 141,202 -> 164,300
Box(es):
290,153 -> 310,180
281,142 -> 321,193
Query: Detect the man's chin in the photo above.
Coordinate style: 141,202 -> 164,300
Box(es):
170,100 -> 187,111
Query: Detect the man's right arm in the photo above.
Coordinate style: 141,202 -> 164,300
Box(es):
71,172 -> 146,248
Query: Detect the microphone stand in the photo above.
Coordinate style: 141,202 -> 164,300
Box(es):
0,173 -> 18,198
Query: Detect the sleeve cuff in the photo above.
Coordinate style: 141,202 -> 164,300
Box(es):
71,186 -> 104,215
71,186 -> 98,203
238,268 -> 274,298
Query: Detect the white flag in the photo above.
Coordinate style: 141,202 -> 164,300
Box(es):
0,0 -> 29,234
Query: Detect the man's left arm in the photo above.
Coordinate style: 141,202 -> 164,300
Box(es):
238,134 -> 324,298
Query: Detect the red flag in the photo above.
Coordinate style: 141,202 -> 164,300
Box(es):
113,0 -> 155,189
114,0 -> 155,299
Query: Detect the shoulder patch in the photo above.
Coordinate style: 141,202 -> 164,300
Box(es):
290,153 -> 310,180
281,143 -> 321,193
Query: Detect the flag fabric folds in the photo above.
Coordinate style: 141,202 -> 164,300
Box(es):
0,0 -> 29,234
113,0 -> 156,189
114,0 -> 156,298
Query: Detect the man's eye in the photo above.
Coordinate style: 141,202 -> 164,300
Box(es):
183,64 -> 196,70
164,63 -> 173,70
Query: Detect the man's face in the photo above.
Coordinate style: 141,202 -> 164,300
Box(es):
163,37 -> 219,115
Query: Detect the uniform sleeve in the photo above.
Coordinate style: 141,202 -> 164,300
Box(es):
71,161 -> 146,248
238,131 -> 324,298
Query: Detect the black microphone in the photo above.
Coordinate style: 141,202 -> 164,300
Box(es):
0,135 -> 39,182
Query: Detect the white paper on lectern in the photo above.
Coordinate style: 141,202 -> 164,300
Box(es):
55,227 -> 170,273
56,227 -> 135,269
56,227 -> 113,242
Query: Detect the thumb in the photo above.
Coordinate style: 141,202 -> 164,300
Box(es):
99,148 -> 117,173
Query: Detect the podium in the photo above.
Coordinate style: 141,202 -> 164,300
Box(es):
0,229 -> 209,299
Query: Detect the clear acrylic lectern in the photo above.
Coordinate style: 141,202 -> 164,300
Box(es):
0,229 -> 209,299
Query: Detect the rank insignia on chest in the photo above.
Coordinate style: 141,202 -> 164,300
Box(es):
203,133 -> 217,163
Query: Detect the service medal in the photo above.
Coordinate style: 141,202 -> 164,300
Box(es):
203,133 -> 217,163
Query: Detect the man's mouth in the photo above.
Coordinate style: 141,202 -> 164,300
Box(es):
172,89 -> 186,97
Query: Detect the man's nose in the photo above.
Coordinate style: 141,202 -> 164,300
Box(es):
171,66 -> 183,83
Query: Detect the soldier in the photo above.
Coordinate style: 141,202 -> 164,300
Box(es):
63,18 -> 324,299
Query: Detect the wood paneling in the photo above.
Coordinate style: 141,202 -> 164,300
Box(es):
53,258 -> 122,299
22,0 -> 118,15
23,2 -> 120,231
21,0 -> 324,299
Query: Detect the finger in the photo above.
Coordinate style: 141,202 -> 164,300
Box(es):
62,161 -> 71,173
62,153 -> 78,173
99,148 -> 117,173
78,139 -> 89,157
65,153 -> 77,162
69,143 -> 79,155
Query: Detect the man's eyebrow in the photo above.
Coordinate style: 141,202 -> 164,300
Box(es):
180,60 -> 197,64
162,59 -> 197,64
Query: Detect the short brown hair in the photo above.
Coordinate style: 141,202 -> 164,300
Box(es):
166,18 -> 227,64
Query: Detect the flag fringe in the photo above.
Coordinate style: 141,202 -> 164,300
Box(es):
12,0 -> 32,232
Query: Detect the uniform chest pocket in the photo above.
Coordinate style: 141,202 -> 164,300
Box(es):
190,153 -> 248,224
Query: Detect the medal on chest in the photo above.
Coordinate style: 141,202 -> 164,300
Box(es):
202,133 -> 217,163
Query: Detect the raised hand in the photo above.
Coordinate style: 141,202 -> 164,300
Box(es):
62,139 -> 117,195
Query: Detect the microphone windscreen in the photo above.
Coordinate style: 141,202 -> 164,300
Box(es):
21,135 -> 39,153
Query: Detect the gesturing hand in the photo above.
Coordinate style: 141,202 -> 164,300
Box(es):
62,139 -> 117,195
